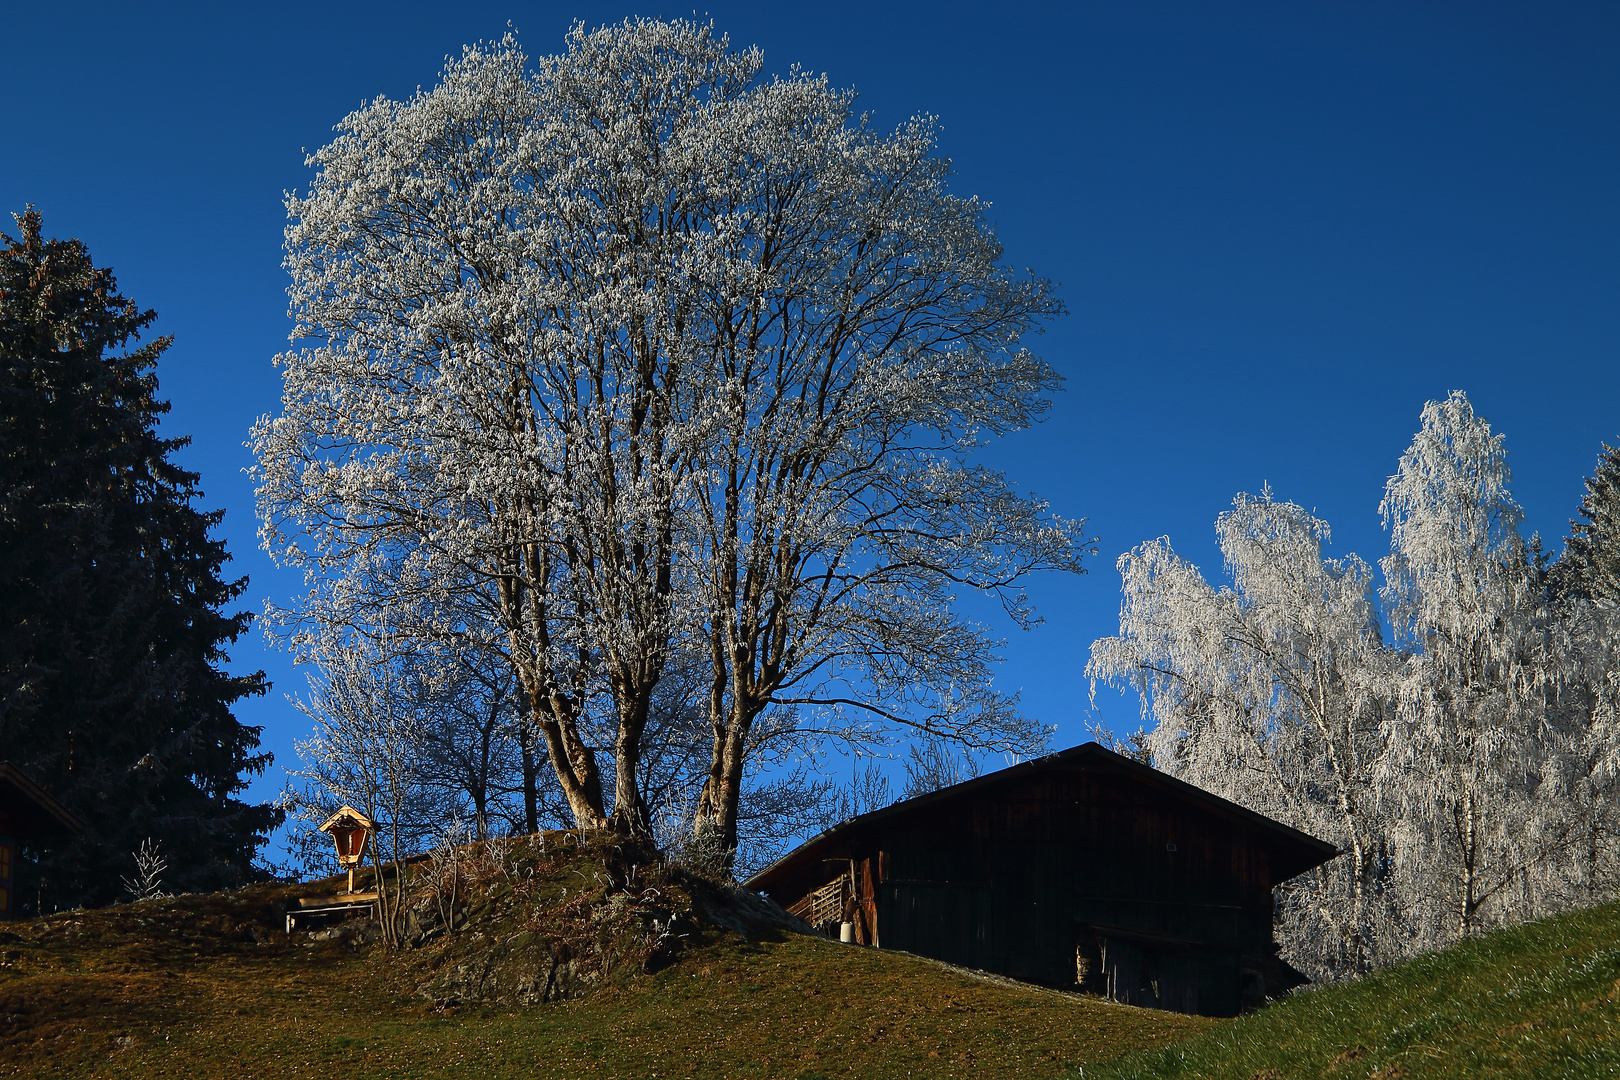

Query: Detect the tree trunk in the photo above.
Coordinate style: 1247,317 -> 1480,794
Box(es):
694,702 -> 754,864
529,693 -> 607,830
471,787 -> 490,843
1460,793 -> 1481,935
612,699 -> 651,837
499,541 -> 608,832
519,720 -> 541,835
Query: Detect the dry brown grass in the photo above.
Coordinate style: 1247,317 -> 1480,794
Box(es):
0,844 -> 1209,1079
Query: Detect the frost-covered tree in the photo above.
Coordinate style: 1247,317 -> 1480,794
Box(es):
1087,491 -> 1391,977
1538,592 -> 1620,908
1552,441 -> 1620,606
255,20 -> 1084,855
1091,391 -> 1620,980
257,27 -> 696,836
1536,439 -> 1620,907
1377,391 -> 1552,940
643,38 -> 1084,858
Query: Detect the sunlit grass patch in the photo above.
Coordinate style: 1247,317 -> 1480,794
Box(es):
1088,899 -> 1620,1080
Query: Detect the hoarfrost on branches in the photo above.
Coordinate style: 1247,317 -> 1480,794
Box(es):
1377,391 -> 1552,942
1090,391 -> 1620,980
255,19 -> 1086,862
1088,490 -> 1390,976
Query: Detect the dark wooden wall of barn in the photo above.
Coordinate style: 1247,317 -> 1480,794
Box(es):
843,761 -> 1279,1013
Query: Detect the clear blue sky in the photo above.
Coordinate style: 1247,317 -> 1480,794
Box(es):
4,2 -> 1617,826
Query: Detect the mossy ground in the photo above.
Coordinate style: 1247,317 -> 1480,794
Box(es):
0,837 -> 1206,1079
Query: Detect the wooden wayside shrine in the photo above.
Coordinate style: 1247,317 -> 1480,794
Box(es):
286,805 -> 379,934
747,742 -> 1340,1017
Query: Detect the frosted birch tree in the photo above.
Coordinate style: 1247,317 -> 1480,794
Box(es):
1087,491 -> 1391,977
1378,391 -> 1562,940
255,19 -> 1085,854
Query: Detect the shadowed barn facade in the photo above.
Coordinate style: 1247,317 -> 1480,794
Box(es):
747,743 -> 1338,1017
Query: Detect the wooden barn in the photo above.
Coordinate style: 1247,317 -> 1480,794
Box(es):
746,742 -> 1338,1017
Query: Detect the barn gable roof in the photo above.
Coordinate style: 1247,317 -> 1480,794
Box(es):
0,763 -> 84,839
746,741 -> 1339,892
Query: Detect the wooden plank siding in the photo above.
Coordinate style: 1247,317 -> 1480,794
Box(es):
748,743 -> 1338,1017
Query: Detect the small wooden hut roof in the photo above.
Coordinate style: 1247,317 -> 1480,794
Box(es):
746,742 -> 1339,892
0,763 -> 83,839
318,806 -> 374,833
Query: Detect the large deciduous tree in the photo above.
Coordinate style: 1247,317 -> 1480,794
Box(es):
0,209 -> 278,909
255,20 -> 1085,856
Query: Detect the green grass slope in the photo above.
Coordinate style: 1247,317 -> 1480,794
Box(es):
0,835 -> 1206,1079
1091,899 -> 1620,1080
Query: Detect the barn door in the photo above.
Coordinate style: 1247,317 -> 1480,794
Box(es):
881,881 -> 992,969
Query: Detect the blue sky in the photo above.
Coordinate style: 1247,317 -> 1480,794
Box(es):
4,2 -> 1617,834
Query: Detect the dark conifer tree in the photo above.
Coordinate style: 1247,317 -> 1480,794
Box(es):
1552,442 -> 1620,606
0,209 -> 280,910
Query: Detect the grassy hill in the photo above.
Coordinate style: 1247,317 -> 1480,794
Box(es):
0,834 -> 1205,1079
3,831 -> 1616,1080
1092,898 -> 1620,1080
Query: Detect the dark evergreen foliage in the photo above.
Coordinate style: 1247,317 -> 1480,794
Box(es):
1552,442 -> 1620,606
0,208 -> 280,910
